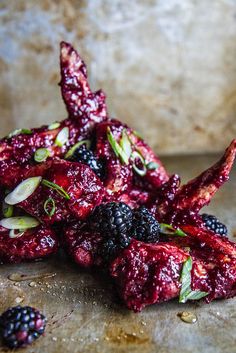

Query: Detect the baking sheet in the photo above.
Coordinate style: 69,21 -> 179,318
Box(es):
0,154 -> 235,353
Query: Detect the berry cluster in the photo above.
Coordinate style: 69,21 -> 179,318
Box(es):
0,306 -> 46,349
90,202 -> 161,261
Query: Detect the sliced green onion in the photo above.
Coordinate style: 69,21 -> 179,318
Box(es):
120,129 -> 132,160
42,179 -> 70,200
146,161 -> 159,170
7,129 -> 32,138
2,201 -> 13,218
107,127 -> 130,165
131,151 -> 147,176
48,122 -> 60,130
44,198 -> 56,217
0,216 -> 40,230
55,127 -> 69,147
5,177 -> 42,205
160,223 -> 187,237
34,148 -> 50,163
179,257 -> 208,303
133,130 -> 143,139
9,229 -> 25,238
64,140 -> 91,160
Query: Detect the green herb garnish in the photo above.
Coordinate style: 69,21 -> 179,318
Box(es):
64,140 -> 91,159
44,198 -> 56,217
42,179 -> 70,200
48,122 -> 60,130
179,257 -> 208,303
146,161 -> 159,170
160,223 -> 187,237
34,148 -> 50,163
55,127 -> 69,147
107,127 -> 131,165
131,151 -> 147,176
7,129 -> 32,138
2,201 -> 13,218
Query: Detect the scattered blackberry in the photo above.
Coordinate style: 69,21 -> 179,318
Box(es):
132,206 -> 160,243
202,213 -> 228,236
90,202 -> 132,247
0,306 -> 46,349
72,146 -> 103,178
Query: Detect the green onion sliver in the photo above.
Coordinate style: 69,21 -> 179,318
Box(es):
7,129 -> 32,138
48,122 -> 60,130
107,127 -> 130,165
5,177 -> 42,205
131,151 -> 147,176
55,127 -> 69,147
146,161 -> 159,170
2,201 -> 13,218
120,129 -> 132,159
160,223 -> 187,237
44,198 -> 56,217
179,256 -> 208,303
34,148 -> 50,163
0,216 -> 40,230
64,140 -> 91,159
42,179 -> 70,200
9,229 -> 25,239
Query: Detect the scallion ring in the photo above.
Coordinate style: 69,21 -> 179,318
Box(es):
41,179 -> 70,200
0,216 -> 40,230
55,127 -> 69,147
64,140 -> 91,159
44,198 -> 56,217
34,148 -> 50,163
5,177 -> 42,205
131,151 -> 147,176
48,122 -> 60,130
9,229 -> 25,239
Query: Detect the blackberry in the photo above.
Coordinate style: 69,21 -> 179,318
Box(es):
90,202 -> 132,247
202,213 -> 228,236
132,206 -> 160,243
100,238 -> 120,262
0,306 -> 46,349
72,146 -> 103,178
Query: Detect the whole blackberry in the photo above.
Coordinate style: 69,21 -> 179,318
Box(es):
0,306 -> 46,349
202,213 -> 228,236
73,146 -> 103,178
132,206 -> 160,243
90,202 -> 132,247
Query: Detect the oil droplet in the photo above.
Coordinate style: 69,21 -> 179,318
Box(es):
28,281 -> 37,287
178,311 -> 197,324
15,297 -> 24,304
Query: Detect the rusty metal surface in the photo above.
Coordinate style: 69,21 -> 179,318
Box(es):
0,154 -> 236,353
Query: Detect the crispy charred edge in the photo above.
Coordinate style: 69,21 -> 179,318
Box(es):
169,139 -> 236,213
59,41 -> 107,121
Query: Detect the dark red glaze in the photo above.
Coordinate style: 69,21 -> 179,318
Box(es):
0,41 -> 236,313
110,225 -> 236,311
149,140 -> 236,228
60,41 -> 107,123
20,159 -> 106,224
0,225 -> 58,264
110,239 -> 188,312
63,223 -> 103,268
